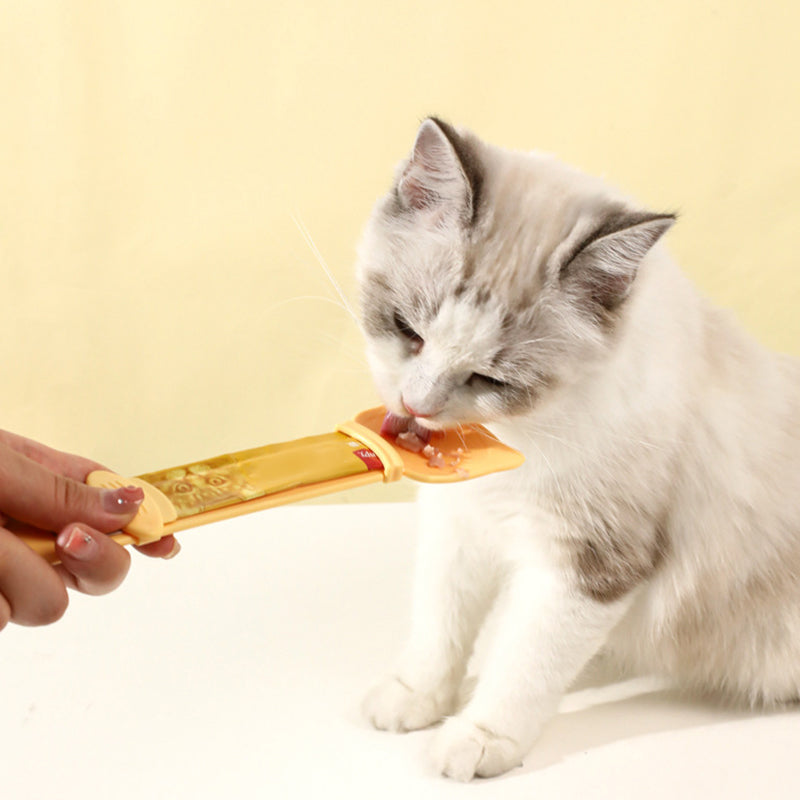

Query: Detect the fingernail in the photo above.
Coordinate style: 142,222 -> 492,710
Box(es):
162,539 -> 181,560
57,525 -> 98,561
103,485 -> 144,515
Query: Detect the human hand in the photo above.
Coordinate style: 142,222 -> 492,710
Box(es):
0,430 -> 179,630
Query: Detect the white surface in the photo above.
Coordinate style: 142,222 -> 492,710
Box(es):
2,502 -> 799,799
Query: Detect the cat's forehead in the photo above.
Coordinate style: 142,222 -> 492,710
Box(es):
358,129 -> 642,336
373,150 -> 623,309
381,236 -> 518,325
427,293 -> 508,351
472,150 -> 626,291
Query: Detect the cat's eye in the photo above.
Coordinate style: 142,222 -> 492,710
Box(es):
469,373 -> 509,390
393,311 -> 424,351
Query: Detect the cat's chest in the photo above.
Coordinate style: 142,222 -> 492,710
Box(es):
485,424 -> 591,499
431,451 -> 586,526
432,422 -> 615,537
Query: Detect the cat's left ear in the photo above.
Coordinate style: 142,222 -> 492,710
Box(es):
396,118 -> 477,224
560,211 -> 676,310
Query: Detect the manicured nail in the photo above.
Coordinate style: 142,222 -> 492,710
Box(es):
162,539 -> 181,560
57,525 -> 98,561
103,485 -> 144,515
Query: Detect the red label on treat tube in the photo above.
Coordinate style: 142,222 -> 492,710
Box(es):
353,448 -> 384,471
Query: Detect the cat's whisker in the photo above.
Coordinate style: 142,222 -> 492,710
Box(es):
525,435 -> 565,499
452,423 -> 470,452
263,294 -> 355,319
513,336 -> 565,349
291,213 -> 360,328
473,425 -> 503,446
529,419 -> 682,453
313,332 -> 371,367
528,427 -> 588,456
286,342 -> 371,375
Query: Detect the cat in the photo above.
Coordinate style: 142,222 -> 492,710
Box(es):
355,117 -> 800,780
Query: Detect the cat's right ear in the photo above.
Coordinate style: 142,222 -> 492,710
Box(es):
560,211 -> 676,312
396,119 -> 475,224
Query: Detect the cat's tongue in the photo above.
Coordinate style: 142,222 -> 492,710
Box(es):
380,411 -> 432,443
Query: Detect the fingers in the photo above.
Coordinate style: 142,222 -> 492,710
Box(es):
135,535 -> 181,560
0,525 -> 69,629
53,523 -> 132,596
0,592 -> 9,631
0,443 -> 144,534
0,430 -> 183,633
0,519 -> 135,626
0,429 -> 104,482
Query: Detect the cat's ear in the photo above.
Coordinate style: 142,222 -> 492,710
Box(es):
560,211 -> 675,311
396,118 -> 477,224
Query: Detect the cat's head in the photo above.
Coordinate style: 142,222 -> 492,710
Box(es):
356,118 -> 674,430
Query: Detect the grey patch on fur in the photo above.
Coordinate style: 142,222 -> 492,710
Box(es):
460,251 -> 478,283
428,117 -> 484,225
558,208 -> 676,279
360,272 -> 396,338
491,381 -> 543,417
558,209 -> 676,329
570,516 -> 669,604
474,286 -> 492,306
388,185 -> 406,218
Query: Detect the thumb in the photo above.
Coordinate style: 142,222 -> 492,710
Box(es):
0,446 -> 143,534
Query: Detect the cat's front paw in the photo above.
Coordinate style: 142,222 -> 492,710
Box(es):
362,675 -> 453,732
431,715 -> 524,781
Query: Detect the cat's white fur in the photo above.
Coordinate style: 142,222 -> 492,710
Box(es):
356,119 -> 800,780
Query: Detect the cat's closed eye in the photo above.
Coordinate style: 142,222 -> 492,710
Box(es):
394,311 -> 424,351
468,373 -> 510,390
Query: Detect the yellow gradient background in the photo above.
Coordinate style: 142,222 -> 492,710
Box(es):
2,2 -> 798,501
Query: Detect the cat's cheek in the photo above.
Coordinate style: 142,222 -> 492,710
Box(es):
365,343 -> 406,414
443,391 -> 497,428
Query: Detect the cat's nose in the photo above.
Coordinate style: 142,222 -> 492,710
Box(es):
402,397 -> 434,418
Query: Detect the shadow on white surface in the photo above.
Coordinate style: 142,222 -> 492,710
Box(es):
2,503 -> 799,800
525,682 -> 753,773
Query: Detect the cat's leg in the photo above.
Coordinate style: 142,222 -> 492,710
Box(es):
431,535 -> 634,780
363,493 -> 498,732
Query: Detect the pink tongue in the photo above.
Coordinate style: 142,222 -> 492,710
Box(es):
380,411 -> 409,436
380,411 -> 432,443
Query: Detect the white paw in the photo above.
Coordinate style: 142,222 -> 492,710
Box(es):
362,676 -> 452,732
432,715 -> 523,781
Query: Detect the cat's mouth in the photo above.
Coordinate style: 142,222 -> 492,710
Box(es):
380,411 -> 435,442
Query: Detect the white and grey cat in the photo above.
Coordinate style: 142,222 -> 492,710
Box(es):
356,118 -> 800,780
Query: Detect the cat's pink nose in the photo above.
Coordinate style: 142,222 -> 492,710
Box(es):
402,399 -> 431,418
